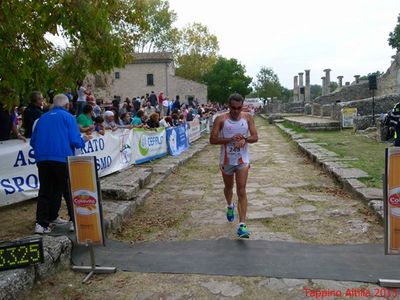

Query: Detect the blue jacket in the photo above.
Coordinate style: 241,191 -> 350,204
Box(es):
30,106 -> 85,163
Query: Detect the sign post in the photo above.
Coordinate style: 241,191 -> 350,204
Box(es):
379,147 -> 400,287
67,156 -> 116,283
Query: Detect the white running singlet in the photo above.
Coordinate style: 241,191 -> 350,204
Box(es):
219,113 -> 250,166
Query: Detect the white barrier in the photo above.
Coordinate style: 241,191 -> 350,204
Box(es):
0,116 -> 216,207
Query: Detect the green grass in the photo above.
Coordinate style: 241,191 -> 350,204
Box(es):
280,122 -> 387,189
281,120 -> 307,134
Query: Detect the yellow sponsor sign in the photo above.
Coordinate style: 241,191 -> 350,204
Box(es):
341,107 -> 357,128
385,147 -> 400,254
68,156 -> 105,246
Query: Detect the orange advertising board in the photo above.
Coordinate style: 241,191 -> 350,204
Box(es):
385,147 -> 400,254
68,156 -> 105,246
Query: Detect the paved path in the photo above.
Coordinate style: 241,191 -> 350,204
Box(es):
31,117 -> 395,300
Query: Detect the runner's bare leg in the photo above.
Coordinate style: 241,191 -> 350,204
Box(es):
222,172 -> 234,206
235,166 -> 249,223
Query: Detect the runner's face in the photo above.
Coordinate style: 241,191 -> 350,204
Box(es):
229,100 -> 242,120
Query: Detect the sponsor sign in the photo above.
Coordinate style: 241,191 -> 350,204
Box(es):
385,147 -> 400,254
341,107 -> 357,128
132,128 -> 167,164
68,156 -> 105,246
188,117 -> 201,143
166,124 -> 189,156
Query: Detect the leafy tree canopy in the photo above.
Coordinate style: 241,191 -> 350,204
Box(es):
388,13 -> 400,51
310,84 -> 322,100
0,0 -> 146,108
202,57 -> 252,103
252,67 -> 283,100
359,71 -> 384,80
175,23 -> 219,82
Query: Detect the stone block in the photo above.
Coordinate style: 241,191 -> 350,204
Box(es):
0,268 -> 35,300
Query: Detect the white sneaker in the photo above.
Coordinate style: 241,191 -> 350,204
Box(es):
35,223 -> 52,234
49,217 -> 69,226
69,221 -> 75,233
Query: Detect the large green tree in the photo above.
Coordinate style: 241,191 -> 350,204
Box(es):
132,0 -> 178,53
175,23 -> 219,82
202,57 -> 252,103
252,67 -> 283,100
0,0 -> 145,107
388,13 -> 400,51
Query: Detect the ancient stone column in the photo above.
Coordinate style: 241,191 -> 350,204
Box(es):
293,75 -> 299,102
305,69 -> 311,102
298,72 -> 304,102
324,69 -> 331,94
337,76 -> 343,88
321,76 -> 326,96
354,75 -> 360,84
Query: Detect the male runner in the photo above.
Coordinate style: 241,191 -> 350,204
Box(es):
210,93 -> 258,238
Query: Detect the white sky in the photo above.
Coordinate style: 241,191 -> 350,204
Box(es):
168,0 -> 400,88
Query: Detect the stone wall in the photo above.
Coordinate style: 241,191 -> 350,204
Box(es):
313,81 -> 371,105
266,101 -> 304,114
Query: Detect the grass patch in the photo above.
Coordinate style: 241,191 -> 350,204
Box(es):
281,120 -> 307,134
301,129 -> 387,189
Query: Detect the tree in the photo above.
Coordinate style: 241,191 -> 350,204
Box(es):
175,23 -> 219,82
310,84 -> 322,99
359,71 -> 384,81
388,13 -> 400,51
252,67 -> 283,100
132,0 -> 178,53
0,1 -> 146,107
202,57 -> 252,103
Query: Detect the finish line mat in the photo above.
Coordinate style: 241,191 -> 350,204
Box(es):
70,238 -> 400,283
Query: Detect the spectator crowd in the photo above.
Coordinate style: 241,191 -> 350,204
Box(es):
0,80 -> 227,142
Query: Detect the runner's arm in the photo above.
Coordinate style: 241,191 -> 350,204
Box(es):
245,115 -> 258,144
209,115 -> 234,145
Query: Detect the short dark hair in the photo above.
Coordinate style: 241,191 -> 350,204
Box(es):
83,104 -> 93,114
30,91 -> 42,104
228,93 -> 244,105
94,116 -> 104,123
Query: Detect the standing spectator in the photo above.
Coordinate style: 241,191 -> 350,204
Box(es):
0,100 -> 26,142
158,91 -> 165,108
120,112 -> 132,126
149,91 -> 158,108
162,97 -> 170,117
144,102 -> 155,116
133,97 -> 141,114
30,94 -> 88,234
22,91 -> 44,138
76,80 -> 88,117
173,95 -> 181,111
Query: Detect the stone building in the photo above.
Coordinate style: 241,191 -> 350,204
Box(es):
87,52 -> 207,105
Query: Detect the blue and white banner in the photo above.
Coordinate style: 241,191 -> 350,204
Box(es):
166,124 -> 189,156
132,128 -> 167,164
188,117 -> 201,143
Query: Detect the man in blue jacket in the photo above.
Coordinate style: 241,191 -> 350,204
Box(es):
30,94 -> 89,234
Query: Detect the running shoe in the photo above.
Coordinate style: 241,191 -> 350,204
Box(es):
69,221 -> 75,233
49,217 -> 69,226
226,204 -> 235,222
237,224 -> 250,238
35,223 -> 52,234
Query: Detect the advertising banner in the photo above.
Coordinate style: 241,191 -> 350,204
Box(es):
188,117 -> 201,143
341,107 -> 357,128
166,124 -> 189,156
132,127 -> 167,164
68,156 -> 105,246
385,147 -> 400,254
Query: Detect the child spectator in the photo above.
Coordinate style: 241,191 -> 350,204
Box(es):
93,116 -> 105,135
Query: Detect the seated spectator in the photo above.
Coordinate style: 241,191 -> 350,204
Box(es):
93,116 -> 105,135
159,116 -> 173,128
171,113 -> 180,127
131,110 -> 144,128
103,110 -> 118,131
186,108 -> 195,122
120,112 -> 132,127
144,102 -> 155,116
146,112 -> 160,129
77,104 -> 94,134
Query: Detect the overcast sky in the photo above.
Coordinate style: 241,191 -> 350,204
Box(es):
168,0 -> 400,89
